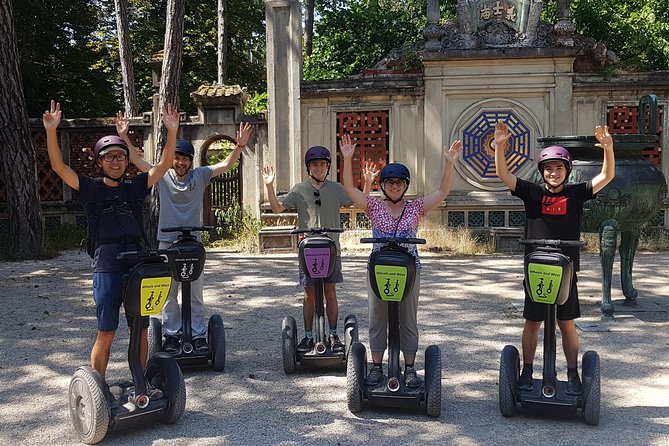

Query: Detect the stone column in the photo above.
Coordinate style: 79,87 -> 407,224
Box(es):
265,0 -> 302,194
553,56 -> 576,136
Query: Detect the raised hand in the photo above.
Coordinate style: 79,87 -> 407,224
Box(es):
494,120 -> 512,151
261,166 -> 275,185
42,100 -> 62,130
115,111 -> 130,138
444,140 -> 462,164
339,133 -> 356,159
594,125 -> 613,151
363,162 -> 379,184
162,104 -> 180,131
236,121 -> 253,147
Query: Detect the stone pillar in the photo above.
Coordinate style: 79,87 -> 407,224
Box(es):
265,0 -> 302,194
553,57 -> 576,136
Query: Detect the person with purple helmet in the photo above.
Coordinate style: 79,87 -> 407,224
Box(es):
262,145 -> 357,353
118,113 -> 253,354
340,133 -> 462,388
43,100 -> 179,379
493,120 -> 615,395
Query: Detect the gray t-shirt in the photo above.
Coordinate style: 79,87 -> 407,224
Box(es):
157,166 -> 214,242
280,180 -> 353,249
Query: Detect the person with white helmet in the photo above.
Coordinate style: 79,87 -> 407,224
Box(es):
43,100 -> 179,378
119,113 -> 253,354
340,133 -> 462,388
493,120 -> 615,395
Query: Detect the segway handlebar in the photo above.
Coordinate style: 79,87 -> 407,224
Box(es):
161,226 -> 214,233
519,239 -> 586,249
117,247 -> 181,261
360,237 -> 426,245
290,227 -> 344,235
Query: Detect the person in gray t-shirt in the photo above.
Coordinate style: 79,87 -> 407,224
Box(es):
120,113 -> 252,354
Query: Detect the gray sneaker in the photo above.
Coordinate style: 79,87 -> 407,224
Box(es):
365,366 -> 384,386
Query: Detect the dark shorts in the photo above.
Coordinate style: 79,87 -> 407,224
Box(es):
523,274 -> 581,321
299,256 -> 344,288
93,272 -> 149,331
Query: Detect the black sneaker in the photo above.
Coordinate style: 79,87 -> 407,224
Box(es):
365,366 -> 384,386
163,336 -> 180,353
404,366 -> 422,388
194,337 -> 209,353
297,336 -> 314,353
566,372 -> 583,395
329,334 -> 344,353
517,368 -> 533,391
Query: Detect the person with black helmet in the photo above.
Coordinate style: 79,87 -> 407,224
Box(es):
262,145 -> 356,353
119,113 -> 253,354
340,133 -> 462,388
493,120 -> 615,395
43,100 -> 179,378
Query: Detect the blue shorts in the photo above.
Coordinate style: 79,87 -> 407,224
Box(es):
93,272 -> 148,331
299,256 -> 344,288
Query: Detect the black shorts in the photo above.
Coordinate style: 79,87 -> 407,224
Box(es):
523,274 -> 580,321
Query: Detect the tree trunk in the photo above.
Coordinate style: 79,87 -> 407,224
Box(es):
217,0 -> 227,85
0,0 -> 44,259
148,0 -> 185,246
114,0 -> 139,116
305,0 -> 315,56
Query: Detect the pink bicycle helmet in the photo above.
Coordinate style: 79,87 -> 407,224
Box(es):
537,145 -> 572,173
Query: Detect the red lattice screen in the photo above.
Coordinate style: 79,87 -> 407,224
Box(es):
336,111 -> 389,191
607,105 -> 663,167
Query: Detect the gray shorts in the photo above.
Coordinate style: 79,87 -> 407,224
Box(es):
299,256 -> 344,288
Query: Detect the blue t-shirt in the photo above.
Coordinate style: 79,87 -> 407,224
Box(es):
78,174 -> 150,272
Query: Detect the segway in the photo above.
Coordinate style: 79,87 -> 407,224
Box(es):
147,226 -> 226,371
68,247 -> 186,444
281,227 -> 358,373
347,236 -> 442,417
498,239 -> 600,425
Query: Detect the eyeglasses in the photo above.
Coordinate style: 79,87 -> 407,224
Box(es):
314,189 -> 321,206
383,179 -> 406,186
101,154 -> 127,162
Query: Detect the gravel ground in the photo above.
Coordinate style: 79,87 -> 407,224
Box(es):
1,248 -> 668,445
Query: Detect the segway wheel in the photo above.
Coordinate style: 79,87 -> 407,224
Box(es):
148,317 -> 163,358
499,345 -> 520,417
145,353 -> 186,424
208,315 -> 226,371
346,342 -> 366,413
344,314 -> 358,359
582,350 -> 601,426
68,366 -> 110,445
281,316 -> 298,374
424,345 -> 442,418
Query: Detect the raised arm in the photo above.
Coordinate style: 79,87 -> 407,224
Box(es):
43,100 -> 79,190
591,125 -> 615,194
493,120 -> 517,192
362,161 -> 379,196
339,134 -> 368,210
147,104 -> 179,188
211,122 -> 253,177
261,166 -> 286,213
423,140 -> 462,212
116,111 -> 152,173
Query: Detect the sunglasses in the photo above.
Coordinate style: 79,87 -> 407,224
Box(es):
314,189 -> 321,206
101,154 -> 127,162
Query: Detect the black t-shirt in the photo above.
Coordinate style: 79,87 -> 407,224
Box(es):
512,178 -> 594,270
78,174 -> 150,272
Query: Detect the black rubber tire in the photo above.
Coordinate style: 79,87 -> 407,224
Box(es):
499,344 -> 520,417
145,353 -> 186,424
148,317 -> 163,358
68,366 -> 110,445
344,314 -> 358,359
282,316 -> 297,374
582,350 -> 601,426
424,345 -> 442,418
346,342 -> 366,413
208,315 -> 226,372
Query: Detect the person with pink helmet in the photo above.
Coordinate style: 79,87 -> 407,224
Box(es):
494,121 -> 615,395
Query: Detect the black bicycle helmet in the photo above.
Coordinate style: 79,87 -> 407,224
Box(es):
175,139 -> 195,159
94,135 -> 129,158
380,163 -> 411,186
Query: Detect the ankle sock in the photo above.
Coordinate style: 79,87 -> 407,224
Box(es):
305,331 -> 313,339
522,364 -> 533,375
329,328 -> 337,336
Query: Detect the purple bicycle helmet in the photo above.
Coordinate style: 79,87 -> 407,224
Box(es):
94,135 -> 129,158
175,139 -> 195,159
304,146 -> 331,166
380,163 -> 411,186
537,145 -> 572,173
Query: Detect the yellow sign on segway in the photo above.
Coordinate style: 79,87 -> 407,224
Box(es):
374,265 -> 408,302
140,277 -> 172,316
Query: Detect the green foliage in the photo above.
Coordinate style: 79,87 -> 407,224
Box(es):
245,91 -> 268,116
0,223 -> 86,260
214,203 -> 264,252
